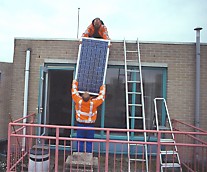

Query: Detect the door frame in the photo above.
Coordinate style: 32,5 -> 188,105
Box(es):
37,63 -> 76,137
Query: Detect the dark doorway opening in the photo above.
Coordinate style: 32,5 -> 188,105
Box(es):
47,70 -> 73,139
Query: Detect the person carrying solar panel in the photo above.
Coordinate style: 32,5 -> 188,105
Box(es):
71,79 -> 106,153
82,17 -> 110,40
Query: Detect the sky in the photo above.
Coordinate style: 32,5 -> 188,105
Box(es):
0,0 -> 206,63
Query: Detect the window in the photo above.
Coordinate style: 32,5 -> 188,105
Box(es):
97,66 -> 166,130
103,67 -> 126,128
142,68 -> 164,130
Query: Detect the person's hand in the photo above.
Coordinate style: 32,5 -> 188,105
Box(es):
100,84 -> 106,90
72,80 -> 78,85
108,43 -> 112,48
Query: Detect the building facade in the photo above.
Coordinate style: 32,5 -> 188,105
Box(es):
0,62 -> 12,139
0,38 -> 207,140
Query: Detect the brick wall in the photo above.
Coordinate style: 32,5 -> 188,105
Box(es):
11,39 -> 79,120
200,45 -> 207,130
0,62 -> 12,139
9,38 -> 207,131
141,43 -> 197,124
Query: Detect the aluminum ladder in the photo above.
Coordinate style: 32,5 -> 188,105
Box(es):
124,39 -> 148,172
154,98 -> 182,172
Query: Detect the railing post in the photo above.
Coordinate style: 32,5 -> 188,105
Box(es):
156,132 -> 161,172
55,127 -> 59,172
105,129 -> 110,172
28,115 -> 35,151
6,123 -> 11,172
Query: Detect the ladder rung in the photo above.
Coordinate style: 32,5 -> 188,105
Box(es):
129,143 -> 145,146
126,59 -> 138,62
130,158 -> 146,162
128,92 -> 141,95
128,104 -> 142,107
127,81 -> 141,83
129,116 -> 143,119
161,163 -> 181,168
126,50 -> 138,53
160,139 -> 175,143
127,69 -> 140,73
160,150 -> 178,155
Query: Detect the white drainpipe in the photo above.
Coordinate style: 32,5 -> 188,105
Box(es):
194,27 -> 202,129
22,48 -> 31,151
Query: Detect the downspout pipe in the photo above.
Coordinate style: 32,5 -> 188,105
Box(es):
194,27 -> 202,128
22,48 -> 31,151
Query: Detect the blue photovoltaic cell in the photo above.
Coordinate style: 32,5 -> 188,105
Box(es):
76,38 -> 109,94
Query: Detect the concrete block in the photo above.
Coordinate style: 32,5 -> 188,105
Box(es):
65,152 -> 98,172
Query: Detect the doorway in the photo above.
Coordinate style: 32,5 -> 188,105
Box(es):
47,69 -> 73,137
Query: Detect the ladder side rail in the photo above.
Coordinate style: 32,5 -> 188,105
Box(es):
163,99 -> 180,156
163,99 -> 175,140
124,39 -> 131,172
137,38 -> 149,172
124,39 -> 130,135
154,98 -> 160,131
137,38 -> 147,134
163,98 -> 182,172
154,98 -> 164,172
137,39 -> 146,132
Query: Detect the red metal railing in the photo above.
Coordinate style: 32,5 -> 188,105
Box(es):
172,119 -> 207,171
7,113 -> 207,172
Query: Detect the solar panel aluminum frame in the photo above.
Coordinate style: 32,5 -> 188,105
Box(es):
75,37 -> 110,95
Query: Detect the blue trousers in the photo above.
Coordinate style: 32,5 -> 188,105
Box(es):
76,123 -> 94,153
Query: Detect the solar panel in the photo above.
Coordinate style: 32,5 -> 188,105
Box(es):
75,38 -> 110,95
